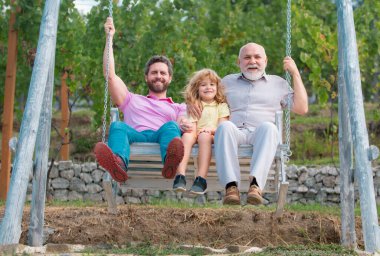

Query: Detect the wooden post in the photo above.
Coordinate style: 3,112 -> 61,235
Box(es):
337,0 -> 380,252
0,0 -> 18,201
0,0 -> 61,245
60,71 -> 70,160
28,34 -> 57,246
337,4 -> 356,248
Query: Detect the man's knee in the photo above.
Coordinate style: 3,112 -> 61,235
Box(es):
162,121 -> 180,131
215,121 -> 236,136
110,121 -> 128,130
256,122 -> 280,141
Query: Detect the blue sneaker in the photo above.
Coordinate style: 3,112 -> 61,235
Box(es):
189,176 -> 207,195
173,175 -> 186,192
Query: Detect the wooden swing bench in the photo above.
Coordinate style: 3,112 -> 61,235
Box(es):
103,108 -> 289,217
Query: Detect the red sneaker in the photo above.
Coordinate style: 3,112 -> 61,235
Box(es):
94,142 -> 128,182
162,138 -> 184,179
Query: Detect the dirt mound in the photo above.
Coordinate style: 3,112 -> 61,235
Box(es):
15,205 -> 363,248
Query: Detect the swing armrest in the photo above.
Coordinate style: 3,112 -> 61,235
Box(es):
110,107 -> 119,122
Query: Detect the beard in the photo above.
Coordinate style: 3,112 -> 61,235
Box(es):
242,70 -> 265,81
147,78 -> 169,93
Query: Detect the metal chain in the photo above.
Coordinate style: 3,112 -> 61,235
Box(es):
284,0 -> 293,162
101,0 -> 114,143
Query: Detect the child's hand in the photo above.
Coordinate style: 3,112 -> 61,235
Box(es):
199,127 -> 215,135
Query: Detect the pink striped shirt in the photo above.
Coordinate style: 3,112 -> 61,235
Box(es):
119,92 -> 186,132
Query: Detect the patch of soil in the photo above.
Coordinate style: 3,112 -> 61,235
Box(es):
13,205 -> 364,248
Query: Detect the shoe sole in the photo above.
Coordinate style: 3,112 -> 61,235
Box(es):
189,189 -> 207,195
94,142 -> 128,183
247,195 -> 264,205
173,187 -> 186,193
223,196 -> 241,205
162,138 -> 184,179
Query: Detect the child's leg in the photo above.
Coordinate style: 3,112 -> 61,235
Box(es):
176,130 -> 197,175
196,132 -> 213,178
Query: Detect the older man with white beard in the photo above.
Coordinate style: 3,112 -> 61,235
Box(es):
214,42 -> 308,205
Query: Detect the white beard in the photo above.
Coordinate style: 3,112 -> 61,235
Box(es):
242,71 -> 264,81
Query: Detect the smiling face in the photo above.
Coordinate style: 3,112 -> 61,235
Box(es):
238,43 -> 268,81
198,78 -> 217,103
145,62 -> 172,94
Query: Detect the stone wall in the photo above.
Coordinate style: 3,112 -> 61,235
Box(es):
26,161 -> 380,205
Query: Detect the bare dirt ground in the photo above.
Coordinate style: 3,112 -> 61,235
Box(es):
8,205 -> 363,249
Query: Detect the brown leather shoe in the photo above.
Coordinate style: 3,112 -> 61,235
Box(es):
94,142 -> 128,182
247,185 -> 264,205
223,186 -> 240,205
162,138 -> 184,179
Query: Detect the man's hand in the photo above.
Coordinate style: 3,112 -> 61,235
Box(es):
283,56 -> 300,77
104,17 -> 115,37
178,117 -> 195,133
187,102 -> 203,120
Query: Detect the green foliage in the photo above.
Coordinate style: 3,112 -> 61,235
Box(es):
354,0 -> 380,100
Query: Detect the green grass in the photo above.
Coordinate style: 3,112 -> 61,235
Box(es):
80,243 -> 358,256
81,242 -> 206,255
257,244 -> 357,256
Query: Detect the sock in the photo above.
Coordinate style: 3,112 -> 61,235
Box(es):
250,177 -> 259,187
225,181 -> 237,190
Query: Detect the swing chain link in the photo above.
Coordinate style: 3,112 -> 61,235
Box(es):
102,0 -> 114,143
284,0 -> 292,162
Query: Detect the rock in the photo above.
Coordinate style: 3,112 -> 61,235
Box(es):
68,191 -> 83,201
131,189 -> 145,197
125,196 -> 141,204
92,169 -> 104,183
69,177 -> 87,192
297,185 -> 308,193
60,169 -> 74,180
48,164 -> 59,179
84,193 -> 103,202
80,173 -> 93,184
298,172 -> 308,184
82,162 -> 97,173
73,163 -> 82,177
87,183 -> 103,194
206,191 -> 221,201
58,161 -> 73,171
51,178 -> 70,189
53,189 -> 68,201
322,176 -> 336,188
145,189 -> 161,197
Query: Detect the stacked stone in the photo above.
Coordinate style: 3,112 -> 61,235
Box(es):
48,161 -> 104,202
24,161 -> 380,205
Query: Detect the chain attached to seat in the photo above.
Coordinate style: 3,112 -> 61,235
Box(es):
102,0 -> 114,143
284,0 -> 293,162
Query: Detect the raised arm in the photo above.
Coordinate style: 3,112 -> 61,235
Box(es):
103,17 -> 128,107
283,56 -> 308,115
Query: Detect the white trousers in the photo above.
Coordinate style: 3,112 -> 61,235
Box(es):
214,121 -> 280,190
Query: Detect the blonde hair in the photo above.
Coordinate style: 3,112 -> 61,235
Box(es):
183,69 -> 226,106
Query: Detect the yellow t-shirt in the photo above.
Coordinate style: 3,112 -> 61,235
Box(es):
189,101 -> 230,132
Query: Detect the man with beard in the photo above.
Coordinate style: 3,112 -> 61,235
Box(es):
189,43 -> 308,205
94,18 -> 190,182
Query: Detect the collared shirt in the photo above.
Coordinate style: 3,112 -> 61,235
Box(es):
189,101 -> 230,132
119,92 -> 186,132
222,73 -> 294,128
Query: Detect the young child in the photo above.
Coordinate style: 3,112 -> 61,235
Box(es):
173,69 -> 230,195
